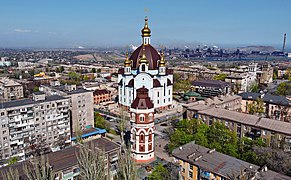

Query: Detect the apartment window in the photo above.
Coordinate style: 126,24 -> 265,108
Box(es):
3,137 -> 7,140
2,130 -> 6,134
190,164 -> 193,170
1,112 -> 4,116
189,171 -> 193,178
2,125 -> 6,128
157,92 -> 159,97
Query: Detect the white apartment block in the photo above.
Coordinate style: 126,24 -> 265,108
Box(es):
0,92 -> 71,161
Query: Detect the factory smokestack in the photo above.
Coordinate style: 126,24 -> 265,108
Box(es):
282,33 -> 286,53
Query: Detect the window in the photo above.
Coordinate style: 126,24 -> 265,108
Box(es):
139,115 -> 145,122
190,164 -> 193,170
140,134 -> 145,142
141,64 -> 145,72
157,92 -> 159,97
189,171 -> 193,178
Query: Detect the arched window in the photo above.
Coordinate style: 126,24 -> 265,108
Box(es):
141,64 -> 145,72
140,133 -> 145,142
149,133 -> 152,142
139,114 -> 145,122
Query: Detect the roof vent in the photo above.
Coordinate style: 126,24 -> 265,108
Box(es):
179,146 -> 183,150
194,155 -> 202,162
187,153 -> 195,159
208,149 -> 215,154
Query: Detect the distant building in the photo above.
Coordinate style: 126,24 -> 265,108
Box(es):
239,92 -> 291,122
191,80 -> 230,97
40,84 -> 94,133
0,92 -> 71,161
0,78 -> 24,102
257,63 -> 273,85
93,89 -> 112,105
173,142 -> 290,180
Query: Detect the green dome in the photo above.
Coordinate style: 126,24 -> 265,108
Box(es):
184,91 -> 201,97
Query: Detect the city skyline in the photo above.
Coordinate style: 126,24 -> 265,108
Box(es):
0,0 -> 291,49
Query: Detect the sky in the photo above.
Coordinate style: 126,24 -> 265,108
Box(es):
0,0 -> 291,49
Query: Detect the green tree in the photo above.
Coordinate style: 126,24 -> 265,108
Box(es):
273,67 -> 278,80
33,86 -> 39,92
91,68 -> 96,73
8,156 -> 18,165
276,81 -> 291,96
148,164 -> 170,180
94,112 -> 110,131
213,73 -> 227,81
68,72 -> 81,81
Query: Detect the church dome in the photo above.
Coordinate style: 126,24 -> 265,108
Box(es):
130,44 -> 161,70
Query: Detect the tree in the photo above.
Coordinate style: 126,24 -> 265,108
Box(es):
117,108 -> 138,180
148,163 -> 170,180
94,112 -> 110,131
1,167 -> 20,180
77,144 -> 107,180
91,68 -> 96,73
214,73 -> 227,81
23,156 -> 55,180
117,148 -> 138,180
248,82 -> 259,93
276,81 -> 291,96
8,156 -> 18,165
33,86 -> 39,92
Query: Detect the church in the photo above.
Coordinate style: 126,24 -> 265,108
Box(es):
118,17 -> 173,163
118,17 -> 173,112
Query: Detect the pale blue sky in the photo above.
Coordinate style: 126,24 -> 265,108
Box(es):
0,0 -> 290,49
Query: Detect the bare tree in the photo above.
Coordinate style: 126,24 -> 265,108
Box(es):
117,107 -> 138,180
1,167 -> 20,180
117,147 -> 138,180
77,144 -> 107,180
23,156 -> 55,180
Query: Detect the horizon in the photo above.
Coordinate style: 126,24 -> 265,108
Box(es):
0,0 -> 291,50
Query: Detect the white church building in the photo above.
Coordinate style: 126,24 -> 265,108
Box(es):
118,17 -> 173,112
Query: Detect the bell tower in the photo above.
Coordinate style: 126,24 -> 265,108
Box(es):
141,16 -> 151,45
130,87 -> 155,163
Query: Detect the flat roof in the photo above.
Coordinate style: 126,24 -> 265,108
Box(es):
0,95 -> 68,109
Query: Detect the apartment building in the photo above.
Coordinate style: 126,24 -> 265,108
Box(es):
172,142 -> 290,180
191,80 -> 230,97
186,105 -> 291,151
239,92 -> 291,122
0,78 -> 24,102
0,92 -> 71,161
93,89 -> 112,105
39,84 -> 94,133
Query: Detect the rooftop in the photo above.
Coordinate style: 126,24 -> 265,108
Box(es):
192,80 -> 230,88
0,95 -> 68,109
238,92 -> 291,106
172,142 -> 290,180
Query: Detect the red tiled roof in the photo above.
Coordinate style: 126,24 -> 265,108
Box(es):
131,87 -> 154,109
